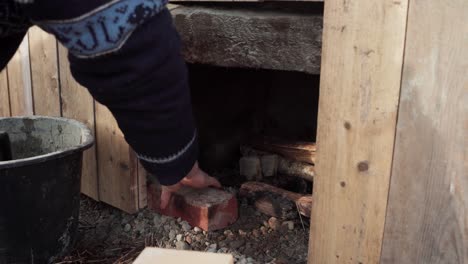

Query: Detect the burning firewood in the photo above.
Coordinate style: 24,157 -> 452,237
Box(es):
240,181 -> 312,219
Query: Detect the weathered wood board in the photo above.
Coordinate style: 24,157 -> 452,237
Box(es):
0,69 -> 10,117
29,27 -> 61,116
95,103 -> 139,213
381,0 -> 468,262
6,35 -> 33,116
308,0 -> 408,263
58,44 -> 100,201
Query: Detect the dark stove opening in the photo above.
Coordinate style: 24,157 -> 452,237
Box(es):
188,63 -> 319,188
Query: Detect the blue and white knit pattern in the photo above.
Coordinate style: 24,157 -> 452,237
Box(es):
36,0 -> 168,58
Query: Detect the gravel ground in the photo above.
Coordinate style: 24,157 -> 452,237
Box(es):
57,192 -> 310,263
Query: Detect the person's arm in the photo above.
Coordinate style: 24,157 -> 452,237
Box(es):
0,32 -> 27,70
23,1 -> 219,193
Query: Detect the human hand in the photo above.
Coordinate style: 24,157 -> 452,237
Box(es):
160,162 -> 221,209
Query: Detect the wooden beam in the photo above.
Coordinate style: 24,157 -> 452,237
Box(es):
0,69 -> 10,117
308,0 -> 408,263
381,0 -> 468,262
6,34 -> 33,116
29,27 -> 60,116
58,44 -> 99,201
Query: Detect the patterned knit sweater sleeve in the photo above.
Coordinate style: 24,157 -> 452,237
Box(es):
21,0 -> 198,186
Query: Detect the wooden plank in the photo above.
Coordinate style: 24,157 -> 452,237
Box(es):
6,34 -> 33,116
308,0 -> 408,263
381,0 -> 468,263
95,102 -> 138,213
28,27 -> 60,116
0,69 -> 10,117
138,160 -> 148,209
58,44 -> 99,200
134,248 -> 233,264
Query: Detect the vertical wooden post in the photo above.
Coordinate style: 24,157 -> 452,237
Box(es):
381,0 -> 468,262
309,0 -> 409,263
58,44 -> 100,200
28,27 -> 61,116
0,69 -> 10,117
7,34 -> 33,116
95,103 -> 139,213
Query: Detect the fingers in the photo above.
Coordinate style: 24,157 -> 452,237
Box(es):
206,176 -> 222,189
160,187 -> 172,209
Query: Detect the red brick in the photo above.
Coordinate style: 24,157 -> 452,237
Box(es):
147,184 -> 238,231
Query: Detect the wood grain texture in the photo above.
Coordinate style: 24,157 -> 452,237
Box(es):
381,0 -> 468,263
0,69 -> 10,117
58,44 -> 99,200
309,0 -> 408,263
6,34 -> 33,116
95,102 -> 138,213
138,160 -> 148,209
29,27 -> 60,116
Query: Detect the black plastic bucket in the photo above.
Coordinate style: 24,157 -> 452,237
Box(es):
0,116 -> 93,263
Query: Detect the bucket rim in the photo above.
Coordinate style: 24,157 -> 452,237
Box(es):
0,116 -> 94,169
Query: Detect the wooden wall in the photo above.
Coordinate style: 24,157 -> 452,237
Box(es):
310,0 -> 467,263
0,28 -> 146,213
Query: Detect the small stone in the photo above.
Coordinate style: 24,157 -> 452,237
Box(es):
229,240 -> 245,249
260,226 -> 268,235
252,229 -> 260,238
268,217 -> 281,230
195,234 -> 204,242
160,215 -> 170,224
176,241 -> 191,250
124,223 -> 131,232
205,242 -> 210,246
224,230 -> 232,236
218,248 -> 229,254
238,229 -> 247,236
176,234 -> 183,242
169,230 -> 177,240
263,221 -> 269,227
193,227 -> 202,233
181,221 -> 192,232
153,215 -> 161,226
283,221 -> 295,230
185,236 -> 192,244
177,217 -> 182,223
207,247 -> 217,253
210,243 -> 218,250
203,231 -> 208,235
